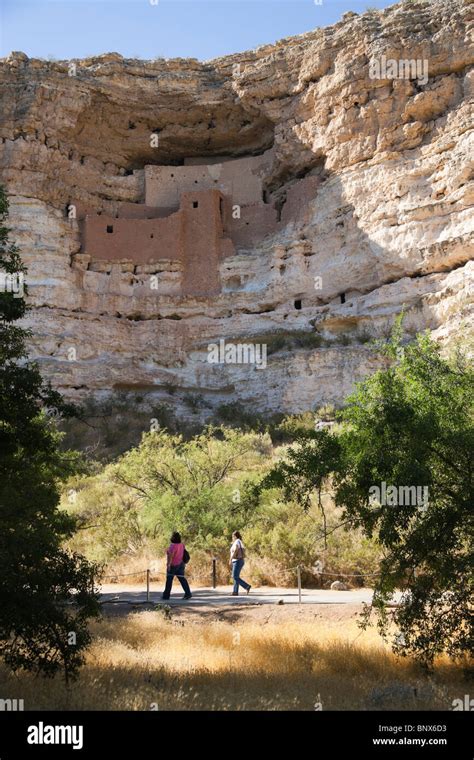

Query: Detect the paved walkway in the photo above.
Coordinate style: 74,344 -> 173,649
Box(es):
99,584 -> 400,607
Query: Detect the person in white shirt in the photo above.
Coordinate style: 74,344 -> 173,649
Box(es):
229,530 -> 251,596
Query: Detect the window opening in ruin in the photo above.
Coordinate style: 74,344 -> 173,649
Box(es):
192,201 -> 198,208
294,299 -> 302,310
107,225 -> 114,233
340,293 -> 346,304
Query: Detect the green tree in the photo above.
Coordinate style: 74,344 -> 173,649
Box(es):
113,426 -> 269,551
259,427 -> 342,548
0,187 -> 100,681
262,324 -> 473,666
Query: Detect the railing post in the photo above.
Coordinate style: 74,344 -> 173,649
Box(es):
212,558 -> 217,589
297,565 -> 302,605
146,568 -> 150,602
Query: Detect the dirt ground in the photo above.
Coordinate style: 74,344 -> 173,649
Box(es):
103,600 -> 366,627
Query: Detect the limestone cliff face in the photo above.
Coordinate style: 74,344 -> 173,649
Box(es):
0,0 -> 473,419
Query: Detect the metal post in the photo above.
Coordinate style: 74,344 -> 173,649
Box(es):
146,568 -> 150,602
212,558 -> 217,589
297,565 -> 302,605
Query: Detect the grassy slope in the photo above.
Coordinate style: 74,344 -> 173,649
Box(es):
0,605 -> 467,711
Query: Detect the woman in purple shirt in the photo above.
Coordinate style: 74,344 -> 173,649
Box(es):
161,532 -> 192,600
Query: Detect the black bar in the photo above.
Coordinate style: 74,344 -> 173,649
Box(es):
0,711 -> 471,758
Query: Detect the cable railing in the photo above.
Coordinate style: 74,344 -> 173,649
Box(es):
98,561 -> 390,605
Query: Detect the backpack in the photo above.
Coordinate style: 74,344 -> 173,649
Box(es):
183,546 -> 190,564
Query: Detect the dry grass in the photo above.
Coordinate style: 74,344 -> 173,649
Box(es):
103,550 -> 230,586
102,552 -> 298,588
0,608 -> 468,711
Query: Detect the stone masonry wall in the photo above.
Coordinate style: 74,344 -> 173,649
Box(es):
145,149 -> 273,208
77,188 -> 234,295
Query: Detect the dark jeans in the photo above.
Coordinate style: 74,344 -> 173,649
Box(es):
162,562 -> 191,599
232,559 -> 250,594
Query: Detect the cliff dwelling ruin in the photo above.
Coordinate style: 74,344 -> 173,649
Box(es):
72,148 -> 321,296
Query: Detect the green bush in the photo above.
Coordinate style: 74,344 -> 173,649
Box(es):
264,330 -> 326,355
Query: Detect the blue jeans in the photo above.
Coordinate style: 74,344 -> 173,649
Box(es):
232,559 -> 250,594
162,563 -> 191,599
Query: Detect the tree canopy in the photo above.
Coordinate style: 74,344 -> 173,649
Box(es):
262,323 -> 473,666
